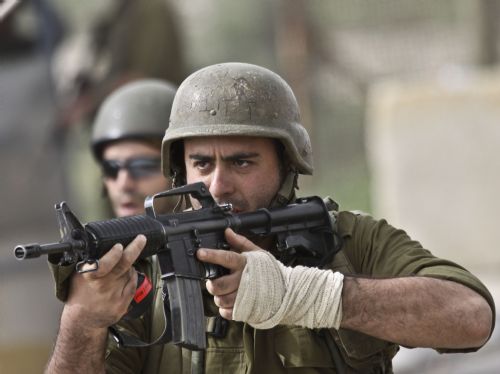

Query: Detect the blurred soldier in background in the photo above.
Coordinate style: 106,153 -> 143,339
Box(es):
90,79 -> 179,218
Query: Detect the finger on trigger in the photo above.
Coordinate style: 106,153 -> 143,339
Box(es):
224,228 -> 259,253
197,248 -> 246,271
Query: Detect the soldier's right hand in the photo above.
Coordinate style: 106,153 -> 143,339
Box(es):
63,235 -> 147,329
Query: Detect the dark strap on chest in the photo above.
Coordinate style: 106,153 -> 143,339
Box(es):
109,251 -> 206,349
109,278 -> 173,347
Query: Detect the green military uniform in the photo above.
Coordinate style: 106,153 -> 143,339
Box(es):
49,62 -> 495,373
90,210 -> 494,373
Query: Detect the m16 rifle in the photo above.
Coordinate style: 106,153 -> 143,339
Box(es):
14,182 -> 340,350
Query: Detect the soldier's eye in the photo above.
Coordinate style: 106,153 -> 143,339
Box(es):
234,160 -> 250,167
194,160 -> 210,169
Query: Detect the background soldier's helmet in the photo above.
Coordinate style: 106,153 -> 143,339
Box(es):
92,79 -> 177,160
161,62 -> 313,177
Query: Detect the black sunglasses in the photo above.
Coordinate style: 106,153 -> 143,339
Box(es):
101,157 -> 162,180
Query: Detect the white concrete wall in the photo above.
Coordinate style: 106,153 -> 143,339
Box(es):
366,69 -> 500,275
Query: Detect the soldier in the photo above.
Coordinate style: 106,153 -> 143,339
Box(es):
46,63 -> 495,373
89,79 -> 178,217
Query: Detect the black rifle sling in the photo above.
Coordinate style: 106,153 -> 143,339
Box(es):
108,253 -> 173,347
109,251 -> 206,350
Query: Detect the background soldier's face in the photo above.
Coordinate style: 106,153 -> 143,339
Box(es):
101,140 -> 172,217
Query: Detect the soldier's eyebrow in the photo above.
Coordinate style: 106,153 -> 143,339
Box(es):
222,152 -> 260,162
188,154 -> 213,162
188,152 -> 260,162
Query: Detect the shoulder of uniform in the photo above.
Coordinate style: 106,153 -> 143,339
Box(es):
320,195 -> 369,217
334,209 -> 378,238
348,209 -> 370,216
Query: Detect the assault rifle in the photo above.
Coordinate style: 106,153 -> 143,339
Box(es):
14,182 -> 340,350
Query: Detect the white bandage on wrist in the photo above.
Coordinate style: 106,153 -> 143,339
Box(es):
232,250 -> 344,330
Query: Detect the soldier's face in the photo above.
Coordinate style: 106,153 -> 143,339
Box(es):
102,140 -> 171,217
184,136 -> 282,213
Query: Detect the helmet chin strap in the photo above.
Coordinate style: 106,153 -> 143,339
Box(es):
269,170 -> 299,209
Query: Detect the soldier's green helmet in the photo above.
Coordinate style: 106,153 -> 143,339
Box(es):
92,79 -> 177,160
161,62 -> 313,178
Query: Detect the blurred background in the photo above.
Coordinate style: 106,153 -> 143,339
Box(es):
1,0 -> 499,372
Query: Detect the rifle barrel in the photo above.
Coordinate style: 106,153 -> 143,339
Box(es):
14,242 -> 73,260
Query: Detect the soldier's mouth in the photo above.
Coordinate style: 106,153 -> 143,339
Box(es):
118,202 -> 141,215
